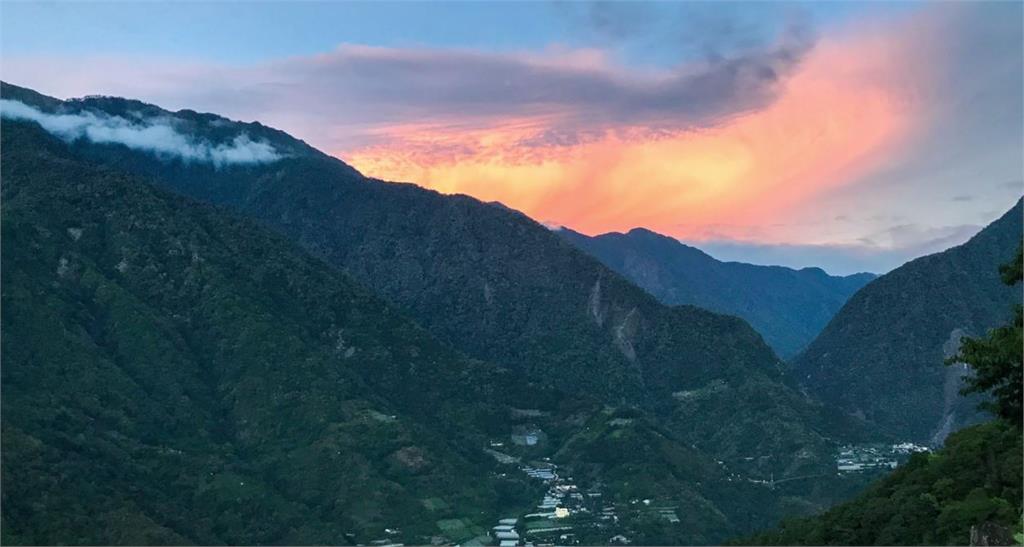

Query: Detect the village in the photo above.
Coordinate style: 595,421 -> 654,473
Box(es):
473,437 -> 687,547
467,432 -> 934,546
473,457 -> 596,547
835,442 -> 930,473
359,435 -> 935,547
473,458 -> 639,547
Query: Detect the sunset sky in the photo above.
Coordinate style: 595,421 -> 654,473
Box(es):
3,1 -> 1021,274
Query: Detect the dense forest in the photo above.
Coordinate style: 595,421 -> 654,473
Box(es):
1,81 -> 1020,546
0,85 -> 874,545
0,116 -> 544,544
0,80 -> 872,489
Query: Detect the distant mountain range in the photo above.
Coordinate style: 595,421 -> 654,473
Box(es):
1,82 -> 876,544
3,81 -> 1019,545
794,199 -> 1023,444
558,227 -> 875,359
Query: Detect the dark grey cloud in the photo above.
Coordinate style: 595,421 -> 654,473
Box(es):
99,2 -> 809,150
242,23 -> 813,133
553,1 -> 805,64
565,1 -> 659,44
0,2 -> 1017,280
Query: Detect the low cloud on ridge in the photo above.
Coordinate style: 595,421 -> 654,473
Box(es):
0,99 -> 281,165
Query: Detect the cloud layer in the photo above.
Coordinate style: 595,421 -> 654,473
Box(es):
2,2 -> 1020,273
0,99 -> 281,165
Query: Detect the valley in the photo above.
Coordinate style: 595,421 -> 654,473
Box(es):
0,75 -> 1020,546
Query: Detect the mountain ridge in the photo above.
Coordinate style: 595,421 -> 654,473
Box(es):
1,81 -> 887,543
557,225 -> 876,358
794,198 -> 1023,443
597,227 -> 876,277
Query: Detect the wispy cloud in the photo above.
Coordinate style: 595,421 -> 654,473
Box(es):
697,222 -> 984,276
0,99 -> 281,165
0,2 -> 1019,276
0,9 -> 816,149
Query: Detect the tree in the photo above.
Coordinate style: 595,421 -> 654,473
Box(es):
948,246 -> 1023,427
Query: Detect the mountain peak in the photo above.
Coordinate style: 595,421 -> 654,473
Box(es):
1,80 -> 327,166
559,227 -> 876,358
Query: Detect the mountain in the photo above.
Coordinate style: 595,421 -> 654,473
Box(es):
794,200 -> 1023,444
1,82 -> 879,543
557,227 -> 875,358
0,82 -> 854,464
744,255 -> 1023,545
0,118 -> 531,544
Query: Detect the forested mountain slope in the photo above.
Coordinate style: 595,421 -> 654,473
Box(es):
0,82 -> 858,475
743,250 -> 1023,545
0,118 -> 524,545
558,227 -> 874,358
795,200 -> 1023,443
1,82 -> 881,543
741,421 -> 1022,545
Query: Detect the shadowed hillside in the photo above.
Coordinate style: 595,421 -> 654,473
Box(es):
559,227 -> 874,358
795,199 -> 1023,443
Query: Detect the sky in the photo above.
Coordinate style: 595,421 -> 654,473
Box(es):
2,1 -> 1022,275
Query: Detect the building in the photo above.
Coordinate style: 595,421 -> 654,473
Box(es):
511,428 -> 544,446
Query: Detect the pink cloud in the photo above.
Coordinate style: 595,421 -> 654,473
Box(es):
2,3 -> 1018,252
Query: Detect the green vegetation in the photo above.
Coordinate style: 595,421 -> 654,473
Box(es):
949,246 -> 1023,425
559,227 -> 875,359
0,93 -> 820,545
740,422 -> 1022,545
1,82 -> 867,498
795,200 -> 1023,442
741,251 -> 1024,545
0,82 -> 952,545
0,119 -> 523,544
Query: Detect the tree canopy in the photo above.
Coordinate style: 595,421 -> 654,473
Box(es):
949,245 -> 1023,426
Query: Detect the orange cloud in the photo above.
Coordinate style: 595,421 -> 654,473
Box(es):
342,22 -> 923,243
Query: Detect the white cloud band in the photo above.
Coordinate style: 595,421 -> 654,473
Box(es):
0,99 -> 281,165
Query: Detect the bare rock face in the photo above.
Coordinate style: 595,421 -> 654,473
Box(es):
613,308 -> 640,363
390,446 -> 431,474
931,327 -> 973,446
970,521 -> 1015,546
589,278 -> 605,326
559,226 -> 877,359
